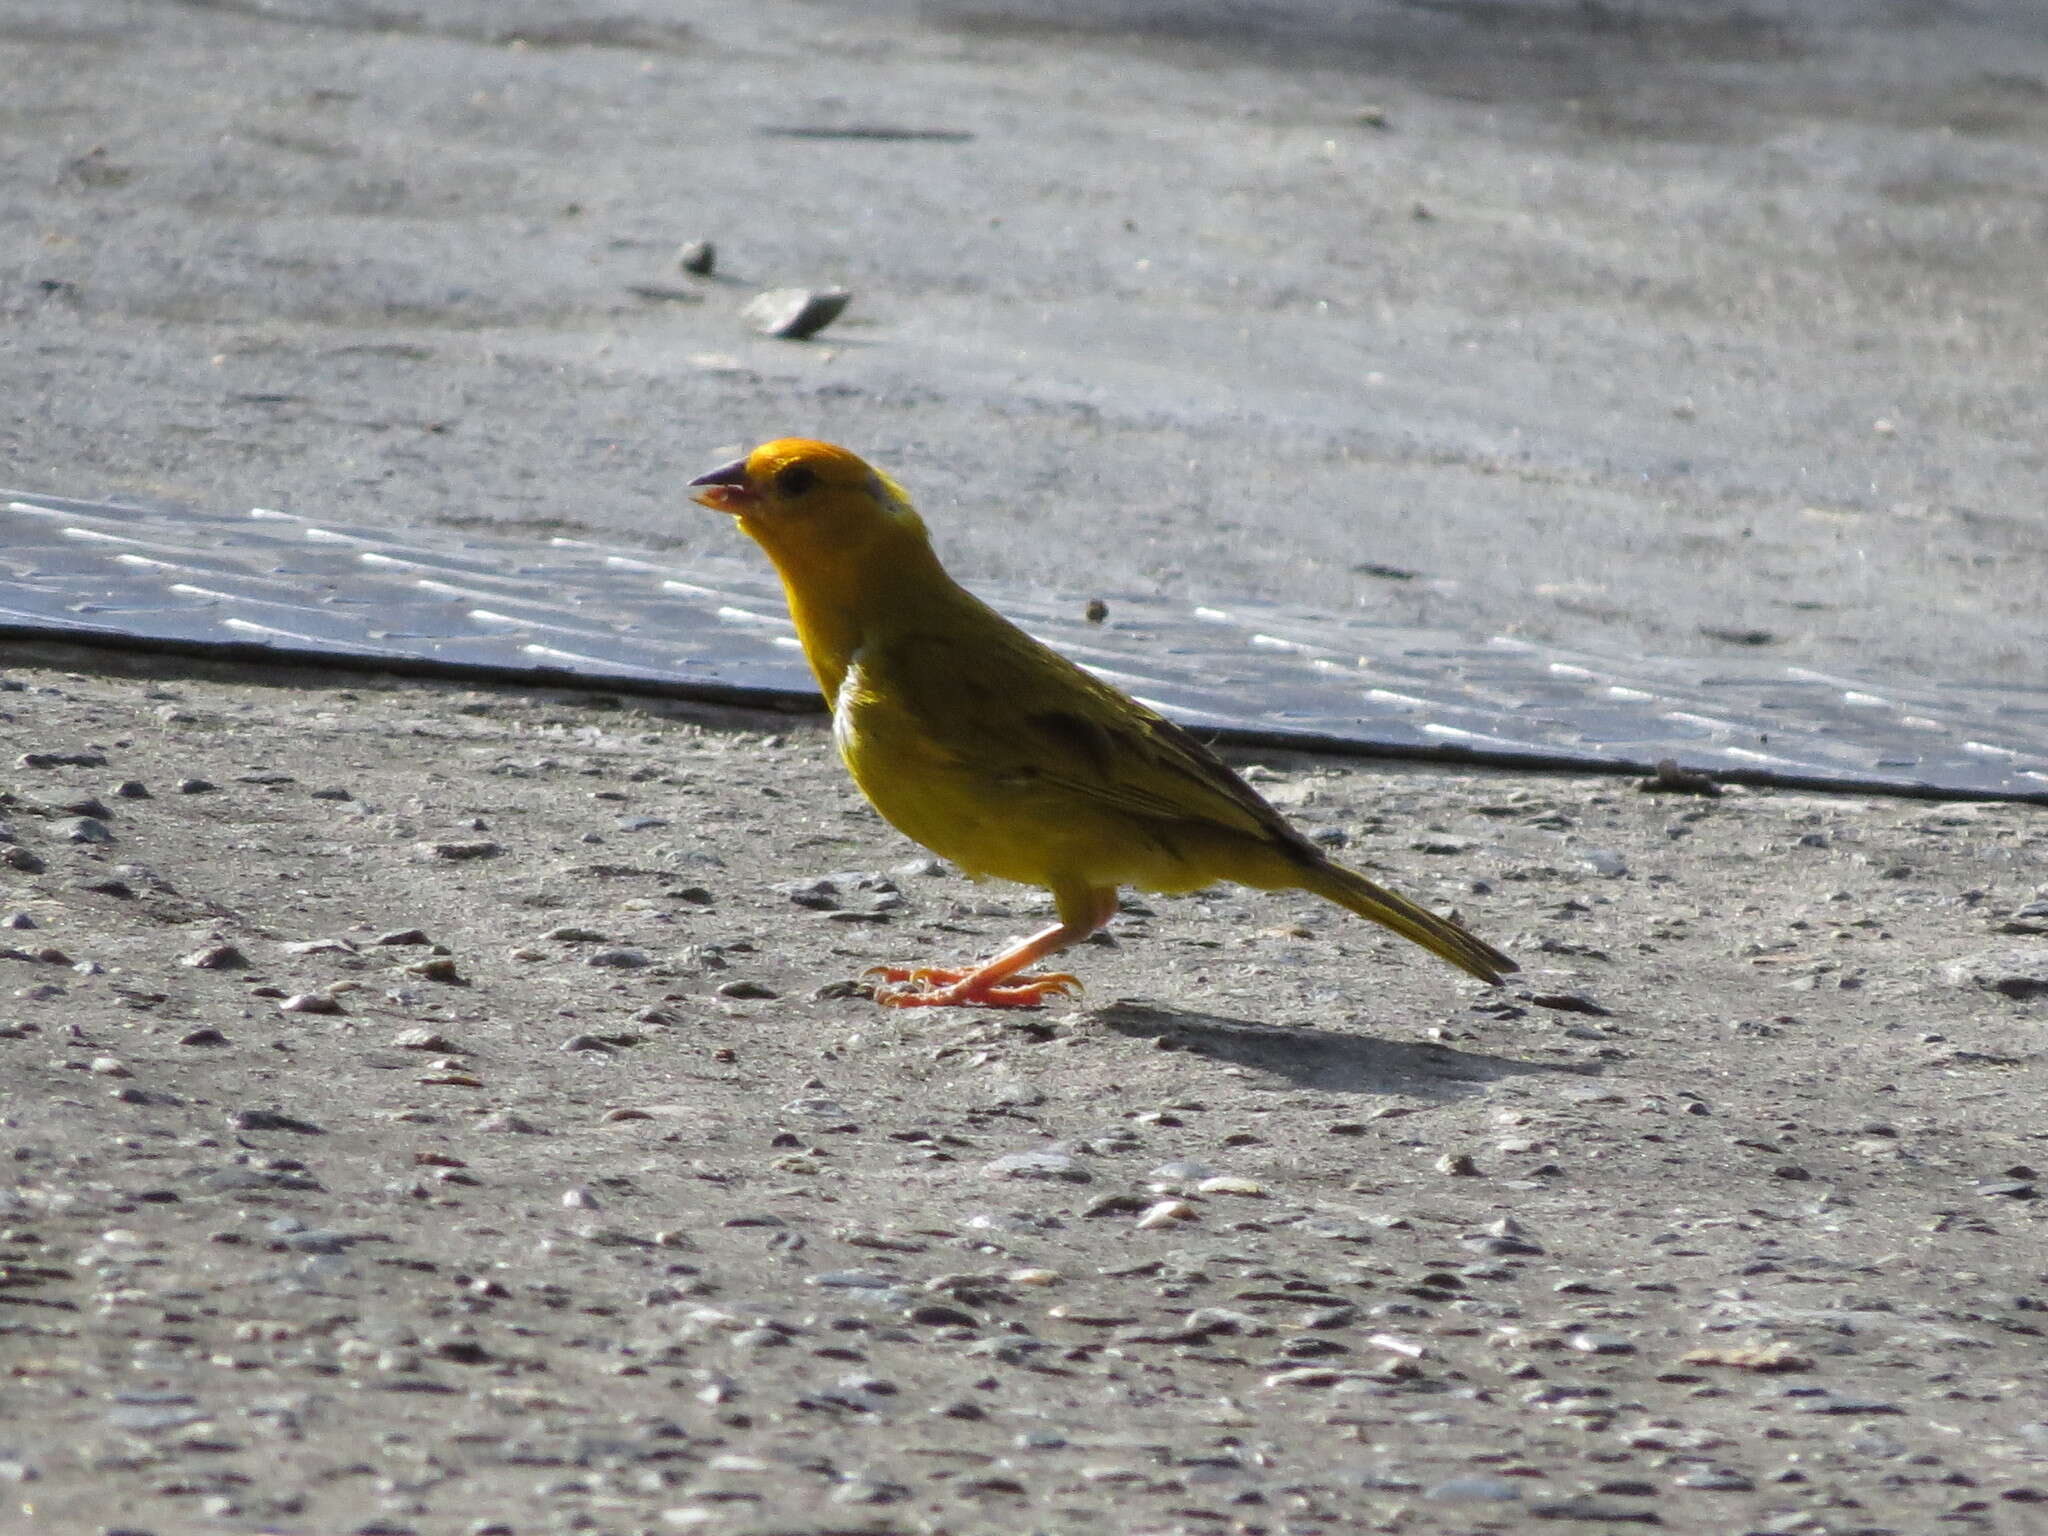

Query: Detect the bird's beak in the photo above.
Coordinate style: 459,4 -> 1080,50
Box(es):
688,457 -> 758,514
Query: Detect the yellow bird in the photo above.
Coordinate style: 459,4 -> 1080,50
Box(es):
689,439 -> 1516,1008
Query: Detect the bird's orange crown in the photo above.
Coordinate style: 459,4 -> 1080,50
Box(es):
688,438 -> 920,533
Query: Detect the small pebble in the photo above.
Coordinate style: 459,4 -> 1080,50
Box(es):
743,286 -> 851,339
1530,1496 -> 1660,1522
808,1270 -> 895,1291
1790,1392 -> 1902,1416
782,1096 -> 850,1118
230,1108 -> 324,1134
415,839 -> 501,861
1674,1468 -> 1754,1491
1136,1199 -> 1197,1229
1975,1177 -> 2038,1199
1427,1475 -> 1524,1502
1569,1332 -> 1637,1354
1367,1331 -> 1427,1359
1638,758 -> 1722,796
281,937 -> 355,956
476,1110 -> 547,1135
1940,948 -> 2048,1001
982,1150 -> 1088,1183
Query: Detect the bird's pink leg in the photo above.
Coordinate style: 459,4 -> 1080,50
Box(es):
867,887 -> 1120,1008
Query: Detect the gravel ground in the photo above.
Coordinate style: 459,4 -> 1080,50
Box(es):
3,645 -> 2046,1535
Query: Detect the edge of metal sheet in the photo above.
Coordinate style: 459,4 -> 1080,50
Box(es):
3,488 -> 2044,805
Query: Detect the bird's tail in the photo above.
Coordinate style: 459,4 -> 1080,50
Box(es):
1303,860 -> 1518,985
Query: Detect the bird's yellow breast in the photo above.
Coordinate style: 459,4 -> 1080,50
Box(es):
832,659 -> 1209,897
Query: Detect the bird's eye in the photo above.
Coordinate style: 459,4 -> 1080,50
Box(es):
774,463 -> 818,497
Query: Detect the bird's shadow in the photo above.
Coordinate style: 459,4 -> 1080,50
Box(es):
1089,999 -> 1591,1101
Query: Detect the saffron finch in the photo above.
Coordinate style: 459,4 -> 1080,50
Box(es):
689,439 -> 1517,1008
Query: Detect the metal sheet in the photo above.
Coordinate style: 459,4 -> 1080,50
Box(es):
3,490 -> 2043,802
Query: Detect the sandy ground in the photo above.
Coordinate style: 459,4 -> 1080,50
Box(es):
1,644 -> 2045,1535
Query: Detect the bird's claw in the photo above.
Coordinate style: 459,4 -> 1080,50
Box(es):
862,964 -> 1081,1009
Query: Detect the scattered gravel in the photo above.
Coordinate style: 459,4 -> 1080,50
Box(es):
0,647 -> 2042,1535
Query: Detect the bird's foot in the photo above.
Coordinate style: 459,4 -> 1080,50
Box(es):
863,964 -> 1081,1009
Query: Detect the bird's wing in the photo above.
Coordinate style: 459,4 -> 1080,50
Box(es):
866,610 -> 1312,850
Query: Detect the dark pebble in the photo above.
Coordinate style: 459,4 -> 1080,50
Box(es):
1976,1179 -> 2038,1199
230,1108 -> 327,1135
907,1303 -> 978,1328
417,840 -> 501,861
1528,1495 -> 1661,1522
1674,1468 -> 1753,1490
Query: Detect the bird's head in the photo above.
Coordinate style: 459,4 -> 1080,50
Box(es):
689,439 -> 929,561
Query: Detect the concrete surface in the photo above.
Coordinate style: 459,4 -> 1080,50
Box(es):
4,0 -> 2045,684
